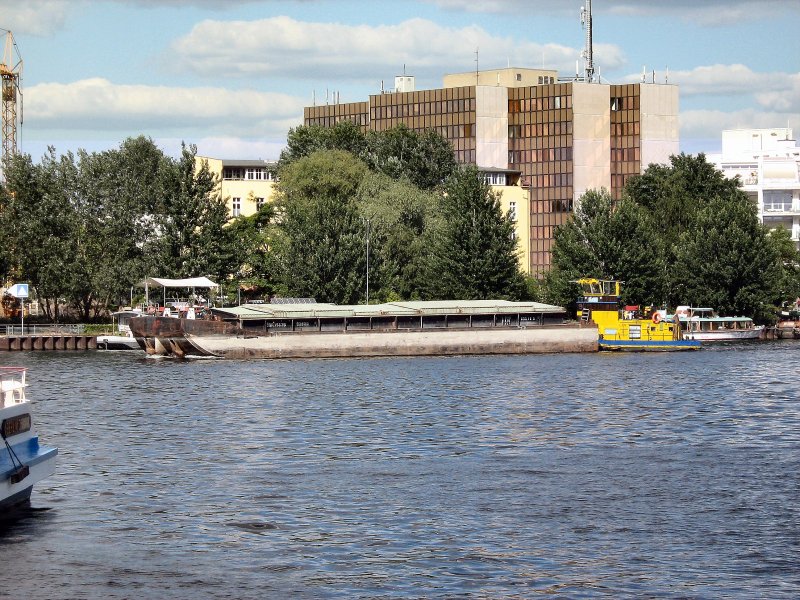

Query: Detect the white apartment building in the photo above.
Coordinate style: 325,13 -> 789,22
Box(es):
709,128 -> 800,249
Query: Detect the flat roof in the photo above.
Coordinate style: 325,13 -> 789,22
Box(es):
220,159 -> 276,167
213,299 -> 565,321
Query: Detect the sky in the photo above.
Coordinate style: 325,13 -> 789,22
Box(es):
3,0 -> 799,162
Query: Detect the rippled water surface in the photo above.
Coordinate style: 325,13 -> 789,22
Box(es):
1,343 -> 799,598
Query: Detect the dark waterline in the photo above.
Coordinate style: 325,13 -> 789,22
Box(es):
1,343 -> 799,598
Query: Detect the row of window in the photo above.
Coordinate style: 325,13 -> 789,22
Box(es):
223,167 -> 276,181
612,122 -> 641,136
509,96 -> 572,113
371,98 -> 475,120
306,114 -> 369,128
509,121 -> 574,138
610,96 -> 640,111
483,172 -> 508,186
455,149 -> 477,164
509,148 -> 573,164
611,147 -> 641,162
528,173 -> 574,189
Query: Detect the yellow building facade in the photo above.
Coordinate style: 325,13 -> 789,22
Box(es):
196,156 -> 278,219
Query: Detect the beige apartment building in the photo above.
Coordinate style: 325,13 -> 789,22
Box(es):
196,156 -> 277,219
304,67 -> 679,274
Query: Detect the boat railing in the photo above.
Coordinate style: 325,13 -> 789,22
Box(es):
0,367 -> 27,408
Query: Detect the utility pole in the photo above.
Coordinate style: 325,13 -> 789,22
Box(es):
364,218 -> 371,304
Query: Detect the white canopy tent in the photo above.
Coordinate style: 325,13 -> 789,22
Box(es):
140,277 -> 219,308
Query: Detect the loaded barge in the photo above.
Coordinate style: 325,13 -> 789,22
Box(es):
129,299 -> 597,359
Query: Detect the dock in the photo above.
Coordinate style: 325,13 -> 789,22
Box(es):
0,334 -> 98,351
0,325 -> 98,351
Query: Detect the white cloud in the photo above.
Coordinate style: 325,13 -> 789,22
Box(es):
0,0 -> 71,36
425,0 -> 797,25
681,108 -> 800,142
624,64 -> 798,99
25,78 -> 305,138
168,16 -> 626,84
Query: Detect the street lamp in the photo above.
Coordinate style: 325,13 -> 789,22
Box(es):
364,217 -> 371,305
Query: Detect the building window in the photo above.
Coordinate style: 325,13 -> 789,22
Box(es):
509,201 -> 517,221
232,197 -> 241,217
764,190 -> 792,212
483,172 -> 507,186
256,197 -> 265,211
516,73 -> 522,81
223,167 -> 244,180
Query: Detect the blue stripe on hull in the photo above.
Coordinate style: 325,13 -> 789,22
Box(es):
1,437 -> 59,479
599,339 -> 701,351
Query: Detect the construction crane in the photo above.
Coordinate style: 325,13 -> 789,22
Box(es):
1,29 -> 22,182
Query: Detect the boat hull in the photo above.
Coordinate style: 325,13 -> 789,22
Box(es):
599,339 -> 701,351
187,326 -> 598,359
683,327 -> 763,341
1,438 -> 58,509
96,335 -> 141,350
131,316 -> 599,358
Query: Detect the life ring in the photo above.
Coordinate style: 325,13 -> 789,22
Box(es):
652,312 -> 662,324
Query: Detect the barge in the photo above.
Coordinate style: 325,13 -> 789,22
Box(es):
129,299 -> 598,359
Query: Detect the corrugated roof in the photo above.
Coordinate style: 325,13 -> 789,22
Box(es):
213,299 -> 565,321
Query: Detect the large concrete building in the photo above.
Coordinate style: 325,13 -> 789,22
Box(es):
709,128 -> 800,250
304,67 -> 679,273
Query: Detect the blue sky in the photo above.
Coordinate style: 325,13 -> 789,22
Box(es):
4,0 -> 799,162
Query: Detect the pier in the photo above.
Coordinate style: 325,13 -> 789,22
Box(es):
0,325 -> 98,351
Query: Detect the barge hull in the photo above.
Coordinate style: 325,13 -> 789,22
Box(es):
186,326 -> 597,359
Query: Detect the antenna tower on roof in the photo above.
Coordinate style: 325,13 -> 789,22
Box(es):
580,0 -> 595,82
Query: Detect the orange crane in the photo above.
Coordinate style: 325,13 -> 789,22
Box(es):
1,29 -> 22,181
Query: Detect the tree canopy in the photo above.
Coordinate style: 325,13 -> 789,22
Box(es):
420,166 -> 526,300
0,137 -> 239,320
545,154 -> 799,322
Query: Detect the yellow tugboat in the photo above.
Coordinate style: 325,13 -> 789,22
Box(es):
575,279 -> 701,351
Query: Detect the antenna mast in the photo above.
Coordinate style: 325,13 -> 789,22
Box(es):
580,1 -> 595,82
1,29 -> 22,181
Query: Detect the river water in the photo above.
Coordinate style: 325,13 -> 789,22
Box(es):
1,342 -> 798,599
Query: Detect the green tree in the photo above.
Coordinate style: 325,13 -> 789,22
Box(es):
279,121 -> 368,171
419,166 -> 525,300
673,193 -> 779,321
353,171 -> 442,301
364,124 -> 458,190
626,153 -> 741,246
1,150 -> 79,320
548,189 -> 665,307
273,150 -> 370,303
765,226 -> 800,308
280,122 -> 457,190
73,136 -> 172,315
153,144 -> 235,284
225,201 -> 279,298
